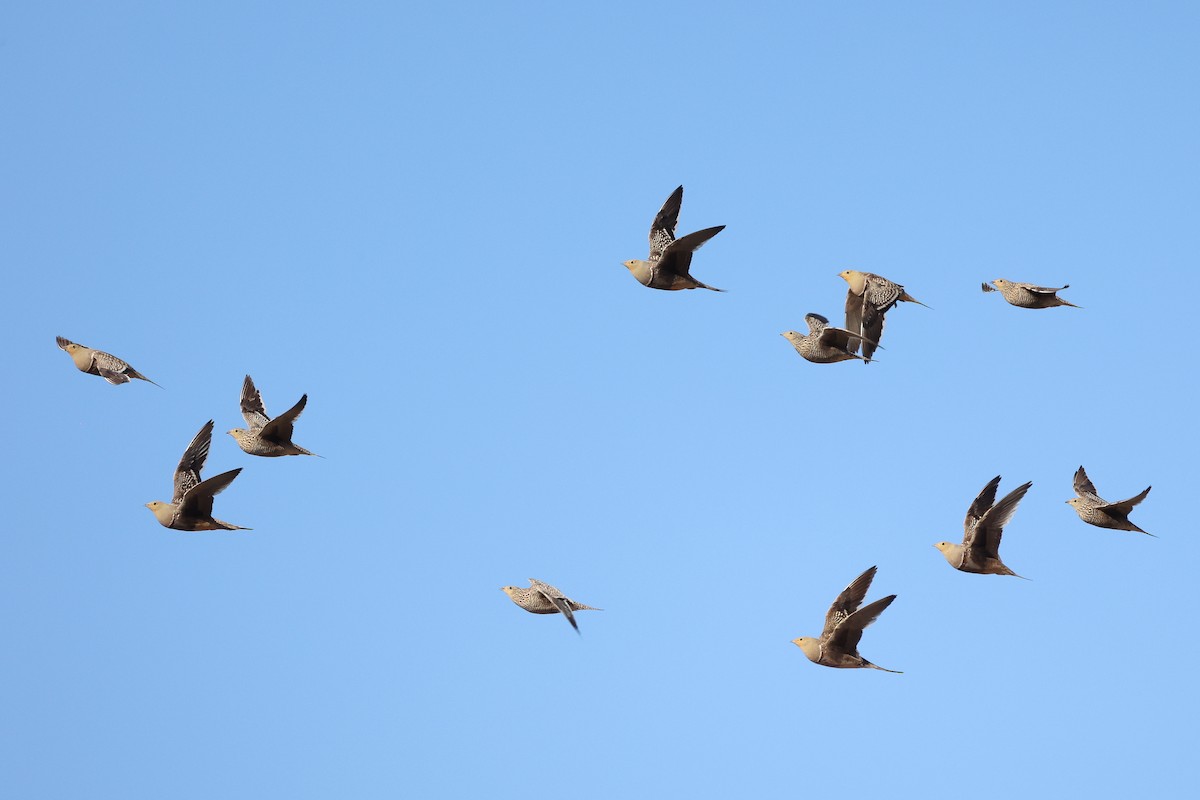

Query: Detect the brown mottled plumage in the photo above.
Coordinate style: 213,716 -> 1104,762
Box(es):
792,566 -> 901,673
501,578 -> 601,634
623,185 -> 726,291
145,420 -> 249,531
56,336 -> 161,387
781,313 -> 877,364
228,375 -> 318,457
1067,466 -> 1152,536
934,476 -> 1032,578
839,270 -> 928,363
983,279 -> 1079,309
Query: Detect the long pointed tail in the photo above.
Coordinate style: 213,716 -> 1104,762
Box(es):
131,370 -> 165,389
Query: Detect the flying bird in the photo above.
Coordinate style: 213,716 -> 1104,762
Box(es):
56,336 -> 161,387
623,185 -> 726,291
1067,466 -> 1153,536
839,270 -> 928,363
791,566 -> 901,673
781,313 -> 879,363
934,476 -> 1033,578
145,420 -> 250,531
228,375 -> 318,457
502,578 -> 601,634
983,279 -> 1080,309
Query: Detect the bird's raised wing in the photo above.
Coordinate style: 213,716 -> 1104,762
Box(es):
240,375 -> 271,429
1099,485 -> 1151,515
178,467 -> 242,520
261,394 -> 307,445
1073,466 -> 1101,500
821,566 -> 876,641
973,481 -> 1032,559
804,313 -> 829,335
657,225 -> 725,280
648,185 -> 683,262
829,594 -> 896,655
962,475 -> 1002,547
173,420 -> 214,503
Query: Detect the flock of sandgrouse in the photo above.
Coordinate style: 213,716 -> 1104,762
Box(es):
57,185 -> 1154,669
56,335 -> 317,531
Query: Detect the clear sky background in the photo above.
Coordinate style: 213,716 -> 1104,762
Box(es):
4,2 -> 1198,797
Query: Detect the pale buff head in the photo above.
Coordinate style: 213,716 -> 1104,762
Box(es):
57,337 -> 93,371
145,501 -> 176,527
838,269 -> 867,295
933,541 -> 963,566
791,636 -> 821,663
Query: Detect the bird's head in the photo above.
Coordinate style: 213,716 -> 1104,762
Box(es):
780,331 -> 800,342
144,501 -> 173,527
500,586 -> 517,598
993,279 -> 1010,288
622,259 -> 639,272
1066,497 -> 1082,508
791,637 -> 821,662
55,336 -> 76,351
838,270 -> 866,293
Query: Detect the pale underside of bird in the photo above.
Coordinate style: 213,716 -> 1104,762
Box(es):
501,578 -> 601,634
145,419 -> 250,531
792,566 -> 901,673
56,335 -> 162,387
781,313 -> 881,363
839,270 -> 928,363
982,279 -> 1080,309
935,476 -> 1033,578
1067,466 -> 1153,536
623,185 -> 726,291
228,375 -> 318,457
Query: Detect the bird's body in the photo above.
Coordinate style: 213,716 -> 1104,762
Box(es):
1068,466 -> 1152,536
145,420 -> 249,531
781,313 -> 874,363
983,279 -> 1079,309
502,578 -> 600,633
624,185 -> 725,291
56,336 -> 161,387
792,566 -> 900,673
228,375 -> 317,457
935,476 -> 1032,578
839,270 -> 927,363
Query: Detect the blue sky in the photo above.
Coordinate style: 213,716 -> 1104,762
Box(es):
4,2 -> 1198,797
